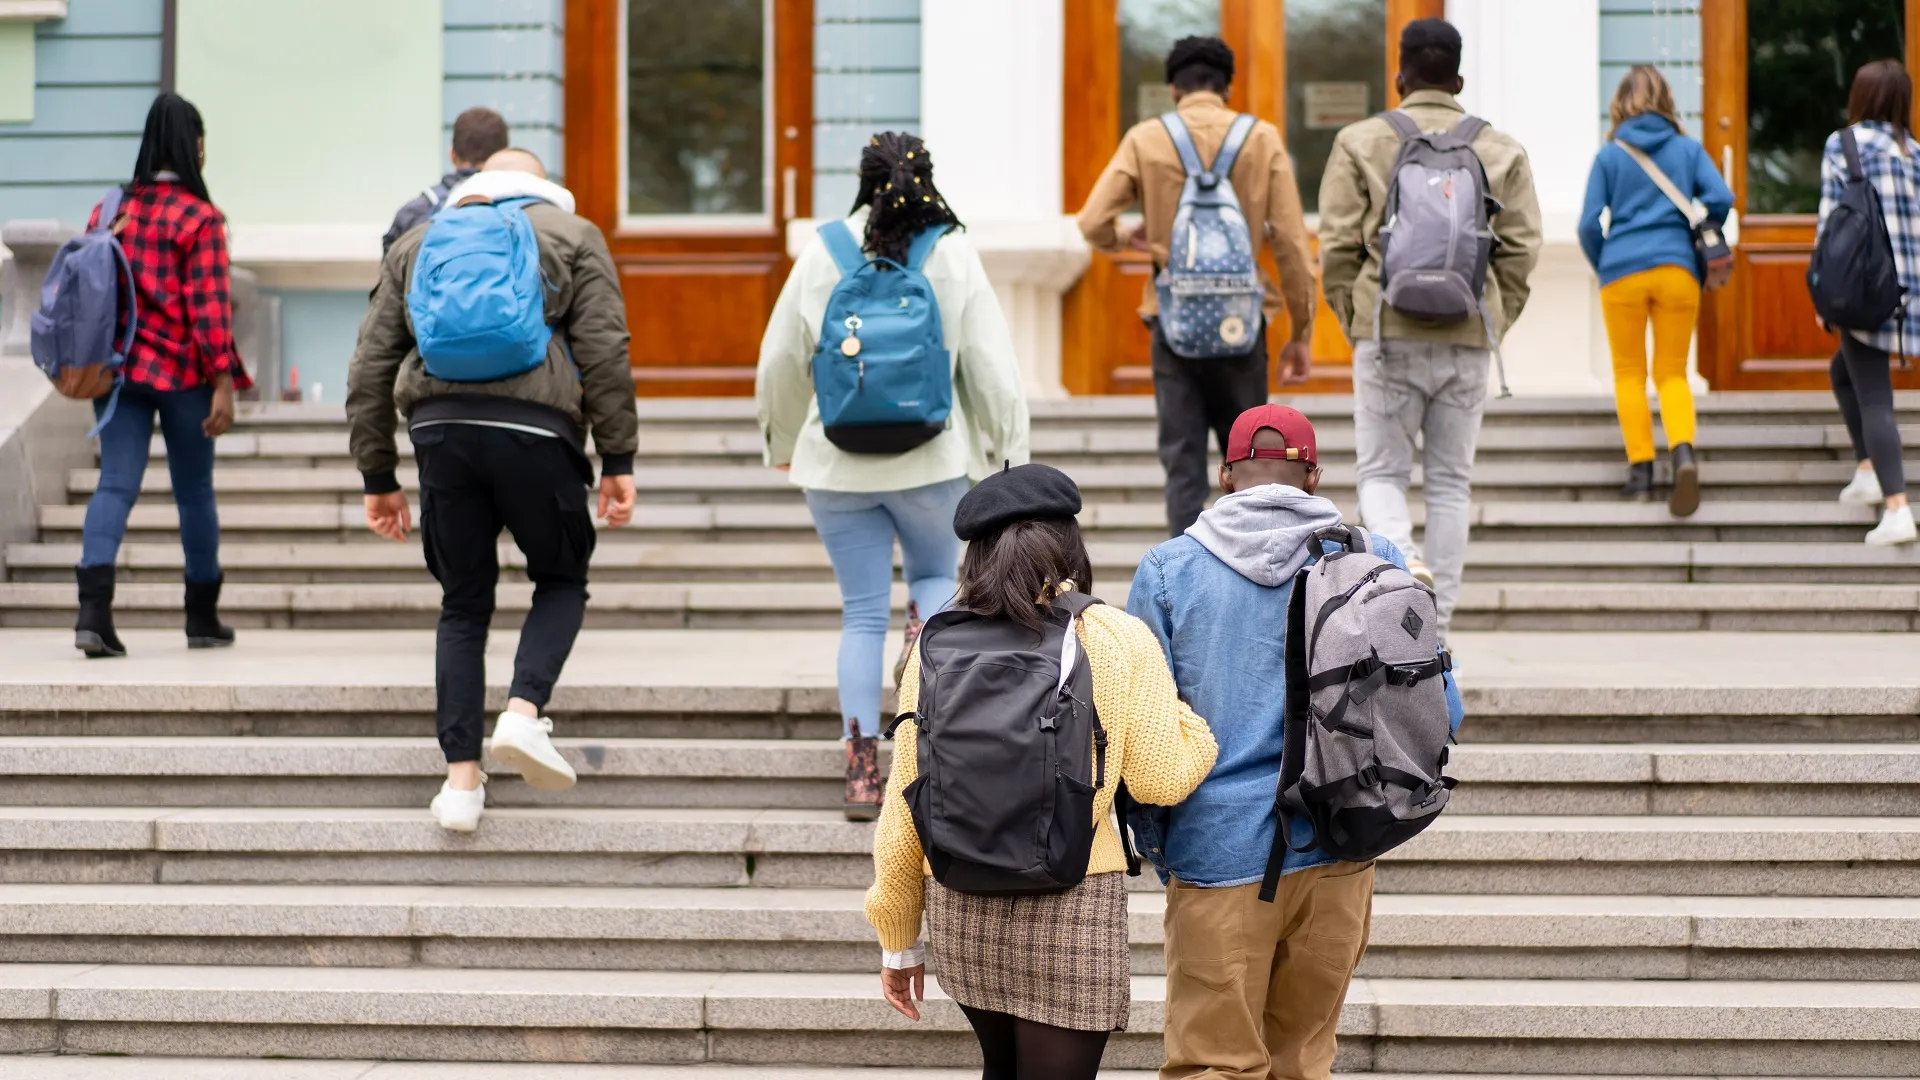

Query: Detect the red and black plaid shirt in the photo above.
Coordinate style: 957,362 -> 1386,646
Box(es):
87,181 -> 252,392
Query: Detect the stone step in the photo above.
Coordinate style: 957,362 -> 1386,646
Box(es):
12,538 -> 1919,587
1,963 -> 1917,1071
1,884 -> 1915,981
1,807 -> 1917,894
0,1061 -> 1171,1080
1,737 -> 1916,816
3,580 -> 1916,633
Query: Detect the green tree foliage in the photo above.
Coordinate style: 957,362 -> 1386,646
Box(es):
1748,0 -> 1904,213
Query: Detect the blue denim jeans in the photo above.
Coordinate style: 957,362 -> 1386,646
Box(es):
804,477 -> 969,740
81,382 -> 221,583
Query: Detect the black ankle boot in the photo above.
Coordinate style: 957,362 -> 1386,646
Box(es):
74,565 -> 126,658
1668,442 -> 1701,518
1620,462 -> 1655,502
184,575 -> 236,649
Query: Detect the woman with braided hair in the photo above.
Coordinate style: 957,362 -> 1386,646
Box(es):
756,132 -> 1031,820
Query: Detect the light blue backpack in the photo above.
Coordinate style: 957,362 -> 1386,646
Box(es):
407,197 -> 551,382
812,220 -> 953,454
1156,112 -> 1265,359
30,186 -> 136,435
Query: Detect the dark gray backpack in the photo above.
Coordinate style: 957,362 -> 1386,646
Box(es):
892,591 -> 1110,896
1374,110 -> 1511,396
1262,525 -> 1454,900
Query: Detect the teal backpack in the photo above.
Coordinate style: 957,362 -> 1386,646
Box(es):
407,197 -> 551,382
813,220 -> 953,454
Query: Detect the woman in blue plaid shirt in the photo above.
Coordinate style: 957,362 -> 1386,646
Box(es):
1818,60 -> 1918,547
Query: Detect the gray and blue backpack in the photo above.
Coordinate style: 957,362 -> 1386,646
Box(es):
1156,112 -> 1266,359
812,220 -> 953,454
30,186 -> 136,434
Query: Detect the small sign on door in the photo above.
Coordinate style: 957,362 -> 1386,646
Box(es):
1303,82 -> 1372,130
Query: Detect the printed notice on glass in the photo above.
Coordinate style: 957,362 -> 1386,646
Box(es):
1303,82 -> 1371,130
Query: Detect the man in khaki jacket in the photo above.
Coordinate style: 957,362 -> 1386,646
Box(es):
1319,18 -> 1542,643
1078,36 -> 1317,537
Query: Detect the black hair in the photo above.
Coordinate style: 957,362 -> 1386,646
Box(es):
1399,17 -> 1463,88
850,132 -> 963,266
452,107 -> 511,168
131,93 -> 209,203
1166,36 -> 1234,94
954,518 -> 1095,636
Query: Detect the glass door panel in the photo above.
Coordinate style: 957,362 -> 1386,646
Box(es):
1286,0 -> 1386,214
1746,0 -> 1904,214
1120,0 -> 1221,136
624,0 -> 771,226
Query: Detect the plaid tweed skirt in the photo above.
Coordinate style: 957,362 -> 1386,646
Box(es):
924,871 -> 1129,1032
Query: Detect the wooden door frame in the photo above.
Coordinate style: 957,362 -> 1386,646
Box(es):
1060,0 -> 1442,395
564,0 -> 814,395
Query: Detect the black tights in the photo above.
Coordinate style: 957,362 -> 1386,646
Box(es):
1832,336 -> 1908,497
960,1004 -> 1110,1080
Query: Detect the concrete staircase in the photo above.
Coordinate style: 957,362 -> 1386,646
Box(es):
0,394 -> 1917,1074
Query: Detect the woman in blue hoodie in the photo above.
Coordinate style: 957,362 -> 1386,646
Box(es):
1579,65 -> 1733,515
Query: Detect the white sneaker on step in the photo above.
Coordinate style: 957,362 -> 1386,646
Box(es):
1865,504 -> 1917,547
1839,468 -> 1885,505
430,776 -> 486,832
489,711 -> 578,790
1406,561 -> 1436,588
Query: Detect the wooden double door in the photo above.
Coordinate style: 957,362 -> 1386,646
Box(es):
1700,0 -> 1920,389
1061,0 -> 1443,395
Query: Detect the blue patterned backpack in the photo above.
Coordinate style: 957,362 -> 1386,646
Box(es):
1156,112 -> 1265,359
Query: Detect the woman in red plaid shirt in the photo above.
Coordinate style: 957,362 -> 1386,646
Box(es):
74,93 -> 250,658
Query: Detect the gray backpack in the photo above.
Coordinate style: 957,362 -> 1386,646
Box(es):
1374,110 -> 1511,396
29,186 -> 135,435
1262,524 -> 1454,900
1155,112 -> 1265,359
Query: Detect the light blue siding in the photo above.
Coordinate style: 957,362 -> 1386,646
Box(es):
814,2 -> 920,217
15,86 -> 164,135
818,0 -> 918,17
444,26 -> 562,77
35,36 -> 164,85
272,290 -> 371,404
1597,2 -> 1703,132
48,0 -> 164,37
441,0 -> 564,179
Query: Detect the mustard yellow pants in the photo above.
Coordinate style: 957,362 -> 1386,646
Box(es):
1600,265 -> 1701,463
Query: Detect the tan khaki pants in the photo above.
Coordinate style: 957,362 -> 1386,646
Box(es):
1159,861 -> 1375,1080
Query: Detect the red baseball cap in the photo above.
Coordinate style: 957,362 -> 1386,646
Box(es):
1225,404 -> 1318,467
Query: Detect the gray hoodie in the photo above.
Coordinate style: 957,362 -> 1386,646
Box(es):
1184,483 -> 1344,587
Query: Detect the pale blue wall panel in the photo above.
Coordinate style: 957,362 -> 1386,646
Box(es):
441,0 -> 564,180
812,2 -> 920,217
15,86 -> 159,135
445,0 -> 560,27
815,73 -> 919,122
0,183 -> 115,225
443,77 -> 559,126
818,0 -> 919,18
0,136 -> 141,183
47,0 -> 164,37
816,21 -> 920,68
444,25 -> 562,77
272,290 -> 368,403
35,36 -> 163,84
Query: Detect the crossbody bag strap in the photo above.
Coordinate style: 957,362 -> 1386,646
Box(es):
1614,139 -> 1705,227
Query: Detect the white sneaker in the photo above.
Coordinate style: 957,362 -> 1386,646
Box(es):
489,710 -> 578,790
1865,504 -> 1917,547
430,776 -> 486,832
1839,468 -> 1885,505
1406,561 -> 1436,589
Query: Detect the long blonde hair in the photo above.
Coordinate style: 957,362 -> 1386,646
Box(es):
1609,65 -> 1685,139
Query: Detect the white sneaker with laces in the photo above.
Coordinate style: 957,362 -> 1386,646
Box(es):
430,776 -> 486,832
489,710 -> 578,790
1865,504 -> 1917,547
1840,468 -> 1885,505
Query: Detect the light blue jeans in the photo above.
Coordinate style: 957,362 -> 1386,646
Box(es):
805,477 -> 969,740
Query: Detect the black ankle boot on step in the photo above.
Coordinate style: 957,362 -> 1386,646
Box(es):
1668,442 -> 1701,518
1620,462 -> 1655,502
185,575 -> 237,649
74,565 -> 126,658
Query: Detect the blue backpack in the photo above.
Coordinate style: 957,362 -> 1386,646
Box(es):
30,186 -> 136,435
813,220 -> 953,454
407,197 -> 551,382
1156,112 -> 1265,359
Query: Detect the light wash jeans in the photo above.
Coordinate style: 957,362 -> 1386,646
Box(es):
804,476 -> 969,740
1352,339 -> 1490,641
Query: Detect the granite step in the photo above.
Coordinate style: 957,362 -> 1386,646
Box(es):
3,580 -> 1917,635
0,884 -> 1915,981
1,737 -> 1916,816
0,1067 -> 1869,1080
1,807 -> 1917,894
1,963 -> 1917,1071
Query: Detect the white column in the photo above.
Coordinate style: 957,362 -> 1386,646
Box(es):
1450,0 -> 1609,394
919,0 -> 1087,398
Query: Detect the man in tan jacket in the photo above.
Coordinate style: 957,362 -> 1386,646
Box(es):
1078,36 -> 1317,537
1318,18 -> 1542,643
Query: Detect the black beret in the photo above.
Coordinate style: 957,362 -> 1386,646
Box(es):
953,464 -> 1083,541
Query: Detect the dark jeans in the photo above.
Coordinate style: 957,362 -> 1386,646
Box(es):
1832,336 -> 1908,498
1150,322 -> 1271,536
411,423 -> 596,764
81,382 -> 220,582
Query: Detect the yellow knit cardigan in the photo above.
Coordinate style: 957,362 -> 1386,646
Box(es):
864,598 -> 1219,952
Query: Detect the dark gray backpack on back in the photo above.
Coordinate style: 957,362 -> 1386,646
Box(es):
1262,524 -> 1455,900
894,591 -> 1110,896
1374,110 -> 1512,396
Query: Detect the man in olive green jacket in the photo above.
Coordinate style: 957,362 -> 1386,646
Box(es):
1318,18 -> 1541,643
346,149 -> 639,832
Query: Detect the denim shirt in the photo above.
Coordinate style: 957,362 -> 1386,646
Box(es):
1125,533 -> 1465,887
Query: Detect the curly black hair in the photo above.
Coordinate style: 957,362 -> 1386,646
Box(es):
850,131 -> 964,266
1166,36 -> 1234,93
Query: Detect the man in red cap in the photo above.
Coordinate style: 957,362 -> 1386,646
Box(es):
1127,403 -> 1461,1080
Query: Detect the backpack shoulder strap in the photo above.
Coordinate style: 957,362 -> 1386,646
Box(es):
1211,113 -> 1259,178
1262,563 -> 1314,903
1052,590 -> 1104,618
818,220 -> 868,276
905,223 -> 952,272
1451,115 -> 1490,145
1842,125 -> 1868,183
94,187 -> 124,233
1614,139 -> 1705,226
1381,109 -> 1423,142
1159,112 -> 1206,178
